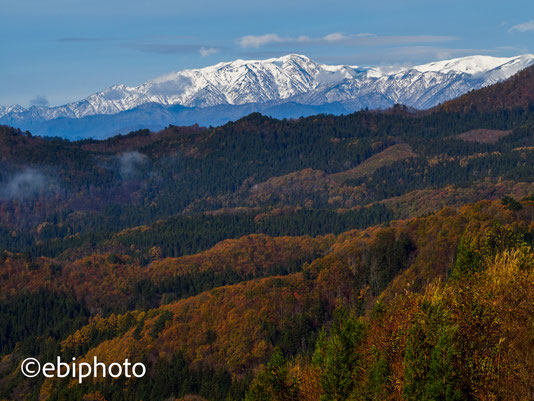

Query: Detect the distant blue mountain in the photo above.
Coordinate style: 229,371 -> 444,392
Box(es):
1,101 -> 353,140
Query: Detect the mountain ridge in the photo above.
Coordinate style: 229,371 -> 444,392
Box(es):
2,53 -> 534,139
438,62 -> 534,112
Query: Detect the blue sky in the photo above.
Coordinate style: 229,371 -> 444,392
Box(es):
1,0 -> 533,107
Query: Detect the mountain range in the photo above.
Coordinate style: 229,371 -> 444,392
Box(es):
2,50 -> 534,401
2,53 -> 534,139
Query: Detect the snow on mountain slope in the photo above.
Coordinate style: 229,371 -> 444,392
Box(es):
4,55 -> 351,122
2,53 -> 534,127
0,105 -> 25,118
288,54 -> 534,109
412,55 -> 512,74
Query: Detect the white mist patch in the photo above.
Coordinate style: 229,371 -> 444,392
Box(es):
147,75 -> 193,97
118,151 -> 148,179
0,168 -> 51,199
315,70 -> 349,86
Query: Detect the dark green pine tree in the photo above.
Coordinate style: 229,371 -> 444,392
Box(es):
424,326 -> 463,401
245,347 -> 299,401
313,307 -> 364,401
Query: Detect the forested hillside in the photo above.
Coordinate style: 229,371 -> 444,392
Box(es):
0,64 -> 534,400
440,64 -> 534,113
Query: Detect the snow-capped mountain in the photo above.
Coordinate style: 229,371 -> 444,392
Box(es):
2,53 -> 534,139
0,55 -> 359,121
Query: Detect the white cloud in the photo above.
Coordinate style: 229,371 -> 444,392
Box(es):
237,34 -> 312,48
29,95 -> 49,107
323,32 -> 348,42
199,47 -> 219,57
238,32 -> 351,48
509,20 -> 534,33
322,32 -> 375,41
315,70 -> 349,85
238,34 -> 286,48
237,32 -> 456,48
